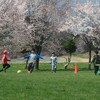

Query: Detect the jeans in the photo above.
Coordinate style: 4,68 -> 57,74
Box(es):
28,63 -> 34,73
94,66 -> 99,75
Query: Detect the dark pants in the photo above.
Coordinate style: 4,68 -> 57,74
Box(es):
28,63 -> 34,73
0,64 -> 10,72
94,66 -> 99,75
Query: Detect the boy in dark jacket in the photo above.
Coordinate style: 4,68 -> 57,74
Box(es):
92,51 -> 100,75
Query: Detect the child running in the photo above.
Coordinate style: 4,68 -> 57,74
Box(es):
0,50 -> 11,72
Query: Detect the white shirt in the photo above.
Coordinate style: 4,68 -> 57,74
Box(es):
50,56 -> 57,65
28,54 -> 36,63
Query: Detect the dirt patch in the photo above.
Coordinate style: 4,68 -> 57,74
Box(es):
40,56 -> 88,63
58,56 -> 88,63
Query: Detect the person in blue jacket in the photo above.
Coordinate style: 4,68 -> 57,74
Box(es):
27,49 -> 36,74
24,49 -> 43,73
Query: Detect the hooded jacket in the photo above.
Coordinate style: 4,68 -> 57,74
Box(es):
2,50 -> 10,64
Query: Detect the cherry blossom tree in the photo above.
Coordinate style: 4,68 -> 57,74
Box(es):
0,0 -> 14,51
60,1 -> 100,69
22,0 -> 71,69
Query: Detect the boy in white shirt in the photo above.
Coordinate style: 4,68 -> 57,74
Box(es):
50,52 -> 57,73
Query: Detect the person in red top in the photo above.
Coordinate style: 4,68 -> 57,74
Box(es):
0,50 -> 11,72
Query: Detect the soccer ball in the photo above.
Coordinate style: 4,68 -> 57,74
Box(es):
17,70 -> 21,73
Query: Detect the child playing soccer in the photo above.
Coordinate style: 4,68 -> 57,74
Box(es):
27,49 -> 37,74
0,50 -> 11,72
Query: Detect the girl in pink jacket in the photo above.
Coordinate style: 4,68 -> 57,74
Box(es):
0,50 -> 11,72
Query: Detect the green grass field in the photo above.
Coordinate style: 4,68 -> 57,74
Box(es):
0,63 -> 100,100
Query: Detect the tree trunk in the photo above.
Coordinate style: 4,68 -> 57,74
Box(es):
34,45 -> 42,70
64,53 -> 72,69
25,59 -> 28,69
88,44 -> 92,70
35,58 -> 39,70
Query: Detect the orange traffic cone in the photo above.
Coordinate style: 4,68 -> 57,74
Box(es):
74,64 -> 78,74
